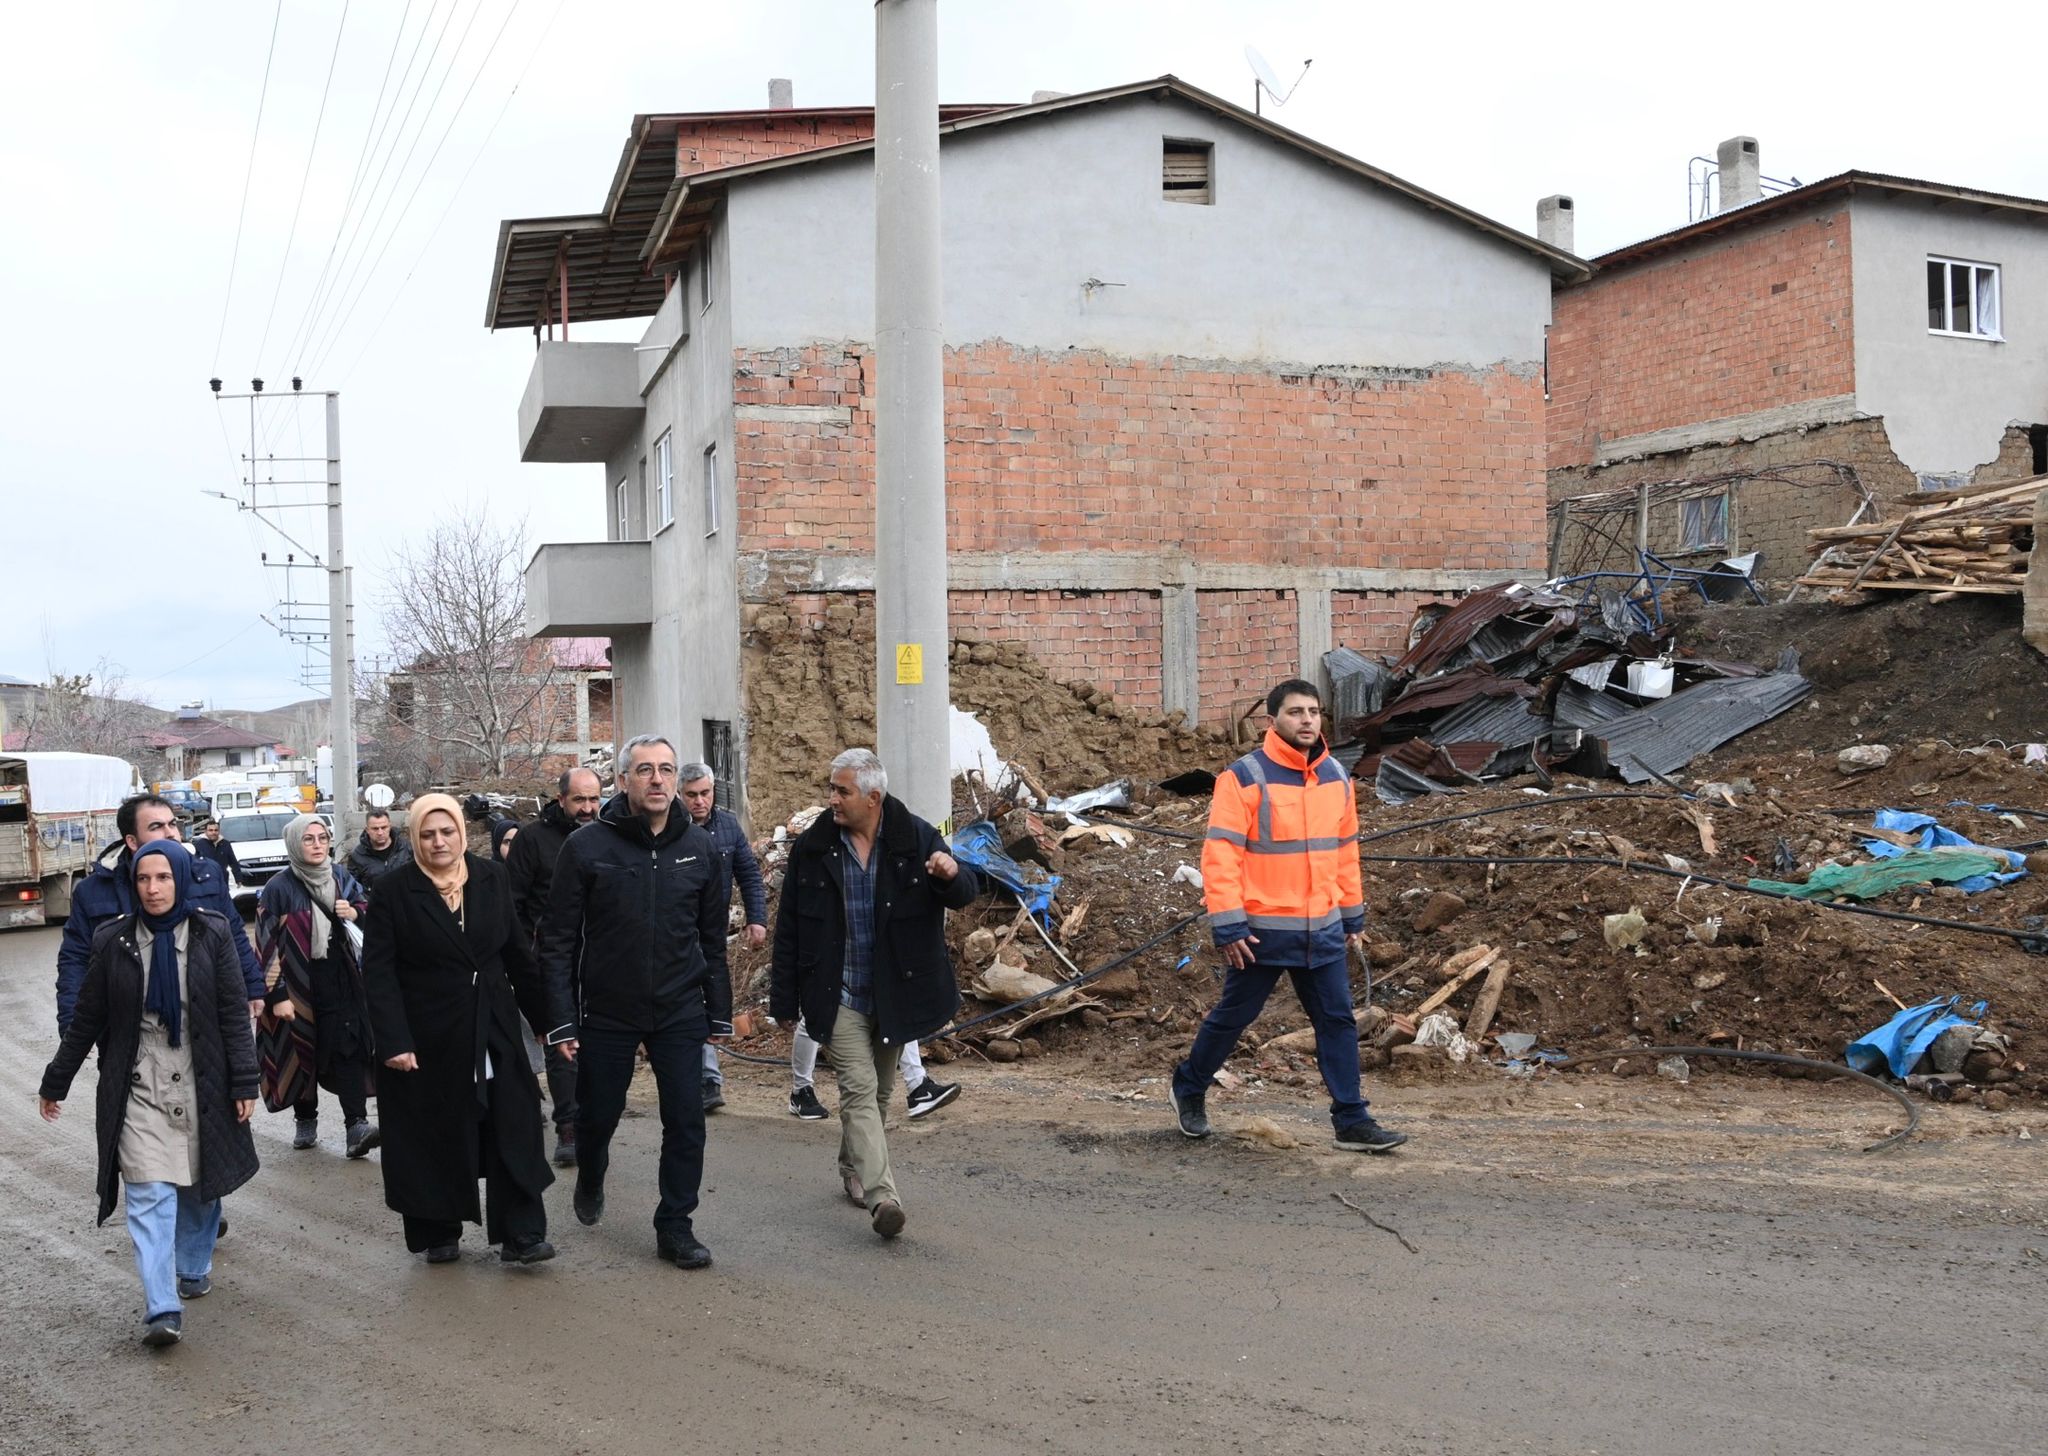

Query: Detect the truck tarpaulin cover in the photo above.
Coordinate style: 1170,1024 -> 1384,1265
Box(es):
6,752 -> 138,814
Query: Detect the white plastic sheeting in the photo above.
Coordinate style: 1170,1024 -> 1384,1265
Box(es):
4,753 -> 140,814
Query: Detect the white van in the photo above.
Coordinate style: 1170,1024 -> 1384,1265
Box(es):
216,805 -> 303,907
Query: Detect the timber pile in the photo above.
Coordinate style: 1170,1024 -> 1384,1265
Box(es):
1798,475 -> 2043,599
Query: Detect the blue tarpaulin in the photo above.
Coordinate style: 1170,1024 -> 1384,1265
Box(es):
949,820 -> 1059,920
1862,810 -> 2027,894
1845,995 -> 1983,1079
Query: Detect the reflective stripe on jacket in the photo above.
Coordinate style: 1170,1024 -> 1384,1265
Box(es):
1201,728 -> 1365,966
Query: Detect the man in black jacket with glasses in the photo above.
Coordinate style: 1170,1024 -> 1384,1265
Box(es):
539,735 -> 731,1270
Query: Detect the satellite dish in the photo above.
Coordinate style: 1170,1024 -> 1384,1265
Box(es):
364,783 -> 396,810
1244,45 -> 1313,116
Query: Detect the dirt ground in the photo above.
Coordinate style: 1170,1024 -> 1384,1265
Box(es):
6,925 -> 2045,1456
1672,591 -> 2048,756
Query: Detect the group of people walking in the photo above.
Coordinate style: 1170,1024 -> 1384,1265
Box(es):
39,676 -> 1406,1351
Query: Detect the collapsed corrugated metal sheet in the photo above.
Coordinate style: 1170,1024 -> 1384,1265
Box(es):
1427,692 -> 1553,746
1597,655 -> 1812,783
1554,679 -> 1638,729
1324,647 -> 1395,724
1391,583 -> 1575,677
1371,738 -> 1492,805
1355,667 -> 1538,733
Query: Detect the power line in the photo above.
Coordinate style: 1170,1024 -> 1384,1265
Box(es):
338,0 -> 565,385
309,0 -> 528,380
210,0 -> 285,375
253,1 -> 354,376
293,0 -> 474,380
279,0 -> 424,379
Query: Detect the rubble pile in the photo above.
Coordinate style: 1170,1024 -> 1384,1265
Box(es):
1322,581 -> 1813,803
720,581 -> 2047,1116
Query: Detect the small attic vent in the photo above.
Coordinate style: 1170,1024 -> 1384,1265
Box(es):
1163,139 -> 1212,204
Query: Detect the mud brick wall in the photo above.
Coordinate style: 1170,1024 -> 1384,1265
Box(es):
1548,206 -> 1854,471
1197,590 -> 1298,724
1546,420 -> 2041,584
733,342 -> 1547,575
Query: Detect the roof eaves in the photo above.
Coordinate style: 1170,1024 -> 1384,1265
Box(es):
646,75 -> 1588,280
1586,170 -> 2048,275
483,213 -> 608,328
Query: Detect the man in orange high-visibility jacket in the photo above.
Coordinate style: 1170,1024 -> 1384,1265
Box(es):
1171,678 -> 1408,1153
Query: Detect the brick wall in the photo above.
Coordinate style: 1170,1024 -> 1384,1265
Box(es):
949,590 -> 1165,714
1548,207 -> 1854,470
675,117 -> 874,175
734,341 -> 1547,574
1198,590 -> 1298,725
1331,589 -> 1440,658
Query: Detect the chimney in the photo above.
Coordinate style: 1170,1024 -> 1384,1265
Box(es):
1717,135 -> 1761,210
1030,89 -> 1070,104
1536,194 -> 1575,254
767,78 -> 794,110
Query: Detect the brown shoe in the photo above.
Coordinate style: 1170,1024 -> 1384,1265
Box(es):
871,1199 -> 906,1240
841,1171 -> 865,1208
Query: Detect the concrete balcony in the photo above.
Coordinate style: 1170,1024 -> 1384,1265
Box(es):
525,541 -> 652,636
517,341 -> 642,463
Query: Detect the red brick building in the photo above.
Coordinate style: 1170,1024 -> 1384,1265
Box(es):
492,78 -> 1581,817
1546,145 -> 2048,581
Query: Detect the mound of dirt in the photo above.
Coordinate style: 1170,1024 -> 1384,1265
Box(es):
1674,592 -> 2048,760
740,594 -> 1236,831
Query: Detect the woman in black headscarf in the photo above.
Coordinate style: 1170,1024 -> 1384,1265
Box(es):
362,794 -> 557,1265
39,843 -> 260,1347
256,814 -> 376,1156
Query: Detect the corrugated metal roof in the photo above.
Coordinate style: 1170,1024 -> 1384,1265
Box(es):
1595,662 -> 1812,784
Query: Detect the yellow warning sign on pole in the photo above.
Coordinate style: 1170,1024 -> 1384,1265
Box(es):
895,643 -> 924,685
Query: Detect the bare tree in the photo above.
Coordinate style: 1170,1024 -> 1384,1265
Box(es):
375,512 -> 563,780
16,660 -> 160,768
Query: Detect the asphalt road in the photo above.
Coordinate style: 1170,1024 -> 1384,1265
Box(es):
4,923 -> 2044,1456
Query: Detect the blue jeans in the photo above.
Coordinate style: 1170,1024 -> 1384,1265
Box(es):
1172,955 -> 1368,1129
124,1181 -> 220,1321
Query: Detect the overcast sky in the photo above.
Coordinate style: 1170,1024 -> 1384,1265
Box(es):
4,0 -> 2043,712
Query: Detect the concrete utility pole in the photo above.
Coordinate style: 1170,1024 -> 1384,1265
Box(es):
325,392 -> 358,842
872,0 -> 951,827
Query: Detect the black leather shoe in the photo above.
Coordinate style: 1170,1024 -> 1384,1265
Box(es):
656,1233 -> 712,1269
424,1244 -> 460,1264
552,1127 -> 578,1167
500,1237 -> 556,1264
572,1180 -> 604,1227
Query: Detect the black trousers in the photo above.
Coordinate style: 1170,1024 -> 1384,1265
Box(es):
399,1105 -> 548,1253
575,1017 -> 706,1237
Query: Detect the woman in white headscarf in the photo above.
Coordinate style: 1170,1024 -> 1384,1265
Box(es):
256,814 -> 376,1157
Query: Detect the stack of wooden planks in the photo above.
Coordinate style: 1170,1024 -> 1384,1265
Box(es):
1798,475 -> 2042,599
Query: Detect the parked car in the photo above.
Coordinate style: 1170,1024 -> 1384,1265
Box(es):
158,787 -> 211,824
215,805 -> 305,907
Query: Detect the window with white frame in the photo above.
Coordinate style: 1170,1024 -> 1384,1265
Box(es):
614,476 -> 630,540
654,432 -> 675,529
1926,256 -> 2001,339
1681,491 -> 1729,551
702,442 -> 720,536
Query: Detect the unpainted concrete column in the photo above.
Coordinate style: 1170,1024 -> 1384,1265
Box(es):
1160,585 -> 1199,723
1296,586 -> 1332,696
